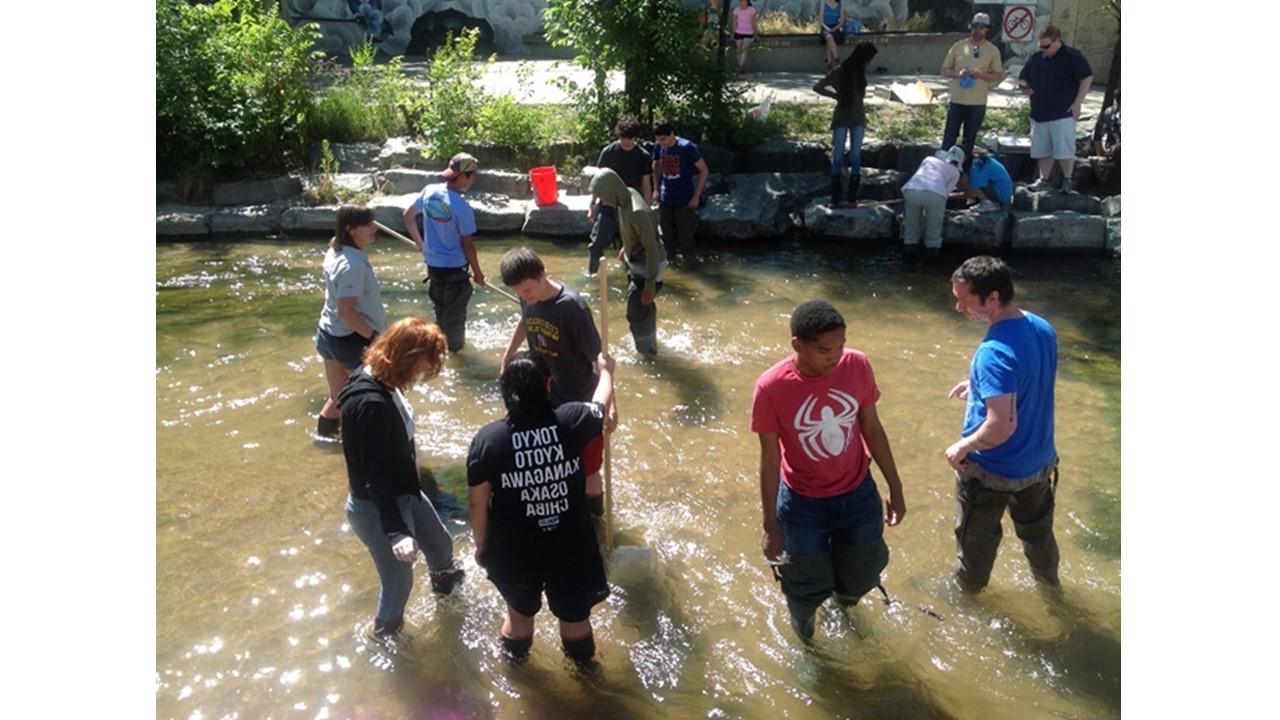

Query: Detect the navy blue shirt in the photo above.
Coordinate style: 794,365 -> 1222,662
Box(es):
653,137 -> 704,207
1019,45 -> 1093,122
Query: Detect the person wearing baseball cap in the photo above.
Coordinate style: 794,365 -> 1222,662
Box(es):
940,12 -> 1004,173
900,145 -> 966,260
403,152 -> 487,353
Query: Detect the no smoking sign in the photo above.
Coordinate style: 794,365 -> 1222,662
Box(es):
1003,5 -> 1034,42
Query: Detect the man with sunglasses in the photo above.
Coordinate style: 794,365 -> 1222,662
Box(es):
1018,26 -> 1094,193
940,12 -> 1004,173
404,152 -> 488,353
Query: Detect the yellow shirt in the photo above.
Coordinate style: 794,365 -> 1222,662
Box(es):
942,39 -> 1003,106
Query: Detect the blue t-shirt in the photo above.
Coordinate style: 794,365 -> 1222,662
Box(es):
968,157 -> 1013,204
413,183 -> 476,269
962,311 -> 1057,478
653,137 -> 703,208
1018,45 -> 1093,122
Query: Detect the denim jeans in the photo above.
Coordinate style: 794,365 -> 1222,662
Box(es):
587,205 -> 619,273
831,124 -> 866,177
774,475 -> 889,619
346,492 -> 455,632
942,103 -> 987,172
426,270 -> 473,353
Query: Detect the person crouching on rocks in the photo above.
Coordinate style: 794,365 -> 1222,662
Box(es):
467,350 -> 617,663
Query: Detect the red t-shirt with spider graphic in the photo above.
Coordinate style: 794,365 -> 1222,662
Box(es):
750,349 -> 880,498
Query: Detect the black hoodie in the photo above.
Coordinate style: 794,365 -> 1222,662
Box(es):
813,41 -> 879,128
338,371 -> 420,542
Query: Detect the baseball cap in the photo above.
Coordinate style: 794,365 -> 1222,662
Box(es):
971,13 -> 991,27
442,152 -> 478,179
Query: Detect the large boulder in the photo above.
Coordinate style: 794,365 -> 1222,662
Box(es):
1102,194 -> 1121,217
378,137 -> 435,170
802,200 -> 896,241
281,206 -> 338,234
211,176 -> 304,206
739,140 -> 828,174
943,208 -> 1011,249
522,194 -> 593,237
381,169 -> 436,196
371,194 -> 418,235
895,143 -> 938,173
210,204 -> 285,235
468,192 -> 527,233
699,173 -> 830,240
1011,211 -> 1107,252
860,139 -> 898,171
1012,187 -> 1103,214
1106,217 -> 1121,252
157,205 -> 213,237
381,168 -> 538,199
313,142 -> 381,173
859,168 -> 910,201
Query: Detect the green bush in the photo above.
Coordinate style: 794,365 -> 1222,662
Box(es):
307,39 -> 409,142
405,28 -> 491,158
156,0 -> 320,177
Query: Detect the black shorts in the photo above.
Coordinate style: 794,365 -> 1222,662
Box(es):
734,33 -> 755,40
820,29 -> 846,45
484,547 -> 610,622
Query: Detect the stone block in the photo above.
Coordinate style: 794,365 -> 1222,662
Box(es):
739,140 -> 828,174
156,205 -> 213,237
157,181 -> 182,205
1102,195 -> 1120,217
370,194 -> 418,235
281,206 -> 338,234
468,192 -> 527,234
211,176 -> 304,206
802,200 -> 896,240
1106,217 -> 1121,252
523,194 -> 593,237
860,140 -> 897,171
318,142 -> 381,173
1011,211 -> 1106,252
696,143 -> 738,176
860,168 -> 909,201
381,169 -> 436,196
210,204 -> 285,235
895,143 -> 937,173
378,137 -> 436,170
699,173 -> 830,240
943,208 -> 1011,249
1012,187 -> 1102,214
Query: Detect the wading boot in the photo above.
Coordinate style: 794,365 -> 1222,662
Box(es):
429,565 -> 465,595
316,415 -> 339,438
847,174 -> 861,208
826,176 -> 842,209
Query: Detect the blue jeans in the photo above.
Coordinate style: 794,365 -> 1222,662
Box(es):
831,124 -> 865,177
942,103 -> 987,172
774,475 -> 889,619
346,493 -> 455,633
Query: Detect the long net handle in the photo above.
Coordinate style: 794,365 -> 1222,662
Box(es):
599,258 -> 613,555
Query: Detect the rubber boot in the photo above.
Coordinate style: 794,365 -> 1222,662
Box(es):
847,174 -> 861,208
826,176 -> 841,209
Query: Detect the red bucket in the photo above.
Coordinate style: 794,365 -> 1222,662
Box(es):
530,166 -> 559,207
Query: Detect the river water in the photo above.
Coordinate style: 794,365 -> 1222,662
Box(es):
156,237 -> 1120,719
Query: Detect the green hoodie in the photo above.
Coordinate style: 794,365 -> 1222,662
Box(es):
589,167 -> 665,295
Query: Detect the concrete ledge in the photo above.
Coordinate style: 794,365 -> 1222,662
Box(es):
523,194 -> 593,237
211,177 -> 304,206
469,192 -> 527,234
157,205 -> 214,237
210,204 -> 285,235
1013,187 -> 1102,214
943,209 -> 1010,249
1011,211 -> 1106,252
281,206 -> 338,234
803,200 -> 895,240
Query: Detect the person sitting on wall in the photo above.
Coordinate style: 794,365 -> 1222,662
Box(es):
819,0 -> 847,70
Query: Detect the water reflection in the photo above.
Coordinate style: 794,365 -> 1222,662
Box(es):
157,239 -> 1120,719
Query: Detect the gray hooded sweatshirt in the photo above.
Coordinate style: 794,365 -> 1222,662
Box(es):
588,168 -> 666,296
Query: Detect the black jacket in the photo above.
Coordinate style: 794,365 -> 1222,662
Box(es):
338,372 -> 420,542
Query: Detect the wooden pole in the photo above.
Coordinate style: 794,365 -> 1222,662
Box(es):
598,258 -> 613,555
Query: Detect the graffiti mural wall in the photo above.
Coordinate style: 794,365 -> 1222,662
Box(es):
287,0 -> 548,56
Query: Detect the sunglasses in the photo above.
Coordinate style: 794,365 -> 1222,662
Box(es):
1039,42 -> 1053,50
971,45 -> 981,58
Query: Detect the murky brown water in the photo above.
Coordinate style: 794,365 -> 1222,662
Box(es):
156,237 -> 1120,719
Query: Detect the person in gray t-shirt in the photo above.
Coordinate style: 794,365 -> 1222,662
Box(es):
315,206 -> 387,437
587,116 -> 652,274
499,248 -> 606,409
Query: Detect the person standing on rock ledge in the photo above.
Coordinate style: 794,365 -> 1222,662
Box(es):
1018,25 -> 1093,193
403,152 -> 487,353
812,41 -> 878,209
945,256 -> 1060,593
940,12 -> 1004,174
586,116 -> 652,275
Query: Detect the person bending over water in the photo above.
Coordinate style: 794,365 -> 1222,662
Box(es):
339,318 -> 465,637
467,350 -> 617,662
314,206 -> 386,438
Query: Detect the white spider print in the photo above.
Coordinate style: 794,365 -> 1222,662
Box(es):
793,389 -> 860,462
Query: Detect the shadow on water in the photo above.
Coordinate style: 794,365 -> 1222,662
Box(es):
637,354 -> 725,425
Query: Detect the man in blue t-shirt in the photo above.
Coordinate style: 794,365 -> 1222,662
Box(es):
651,118 -> 709,266
945,255 -> 1060,592
403,152 -> 488,352
1018,25 -> 1093,193
961,149 -> 1013,212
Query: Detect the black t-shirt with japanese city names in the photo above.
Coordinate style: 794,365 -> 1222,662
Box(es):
597,141 -> 653,194
522,283 -> 602,406
467,402 -> 605,570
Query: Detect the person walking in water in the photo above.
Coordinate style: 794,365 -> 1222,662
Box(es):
946,256 -> 1061,592
751,300 -> 907,640
590,167 -> 668,357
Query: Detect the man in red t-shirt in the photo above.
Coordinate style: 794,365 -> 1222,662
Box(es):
750,300 -> 908,640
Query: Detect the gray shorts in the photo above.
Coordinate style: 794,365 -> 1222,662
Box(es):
1030,117 -> 1077,160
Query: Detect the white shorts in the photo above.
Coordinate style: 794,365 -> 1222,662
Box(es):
1030,117 -> 1077,160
